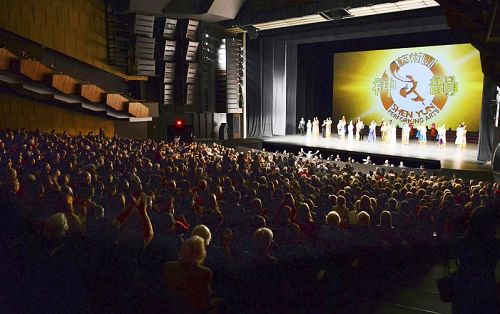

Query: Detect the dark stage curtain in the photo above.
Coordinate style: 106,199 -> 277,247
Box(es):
246,37 -> 291,137
478,77 -> 497,161
247,38 -> 263,137
285,42 -> 297,134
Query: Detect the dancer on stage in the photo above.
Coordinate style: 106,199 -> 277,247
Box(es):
430,122 -> 437,140
347,120 -> 354,141
321,119 -> 326,138
437,124 -> 446,147
313,117 -> 320,137
461,123 -> 467,148
368,120 -> 377,143
325,118 -> 332,138
380,120 -> 388,143
402,122 -> 410,145
409,121 -> 414,138
298,117 -> 305,135
341,116 -> 347,139
418,123 -> 427,144
455,123 -> 463,148
388,120 -> 397,144
337,119 -> 343,139
355,117 -> 364,141
306,119 -> 312,137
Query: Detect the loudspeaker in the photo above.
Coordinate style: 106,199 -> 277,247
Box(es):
227,113 -> 242,139
219,123 -> 228,140
493,142 -> 500,173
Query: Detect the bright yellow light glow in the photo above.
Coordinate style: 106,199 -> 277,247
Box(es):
332,44 -> 484,131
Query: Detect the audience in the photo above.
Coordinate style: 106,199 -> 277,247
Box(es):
0,128 -> 498,313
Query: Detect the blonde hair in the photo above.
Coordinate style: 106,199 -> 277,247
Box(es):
179,235 -> 207,265
192,224 -> 212,246
326,211 -> 341,228
253,227 -> 273,251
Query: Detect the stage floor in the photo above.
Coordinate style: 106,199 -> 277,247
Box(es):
262,135 -> 490,171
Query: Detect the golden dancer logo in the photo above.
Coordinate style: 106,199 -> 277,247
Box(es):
371,52 -> 458,124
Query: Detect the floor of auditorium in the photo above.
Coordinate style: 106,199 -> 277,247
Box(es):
262,135 -> 488,171
368,235 -> 500,314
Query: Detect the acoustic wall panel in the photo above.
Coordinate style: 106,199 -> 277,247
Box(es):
137,59 -> 155,76
185,41 -> 199,61
186,63 -> 197,84
136,36 -> 155,60
186,19 -> 199,41
134,14 -> 155,37
164,62 -> 175,83
164,40 -> 177,61
163,18 -> 177,38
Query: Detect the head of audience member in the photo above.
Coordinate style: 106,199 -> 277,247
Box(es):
378,211 -> 393,229
42,212 -> 69,241
325,211 -> 341,230
179,235 -> 207,266
357,211 -> 371,227
253,227 -> 274,253
466,206 -> 496,240
296,203 -> 313,224
192,224 -> 212,246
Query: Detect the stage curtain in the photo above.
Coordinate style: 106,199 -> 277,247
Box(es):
477,77 -> 497,161
246,37 -> 288,137
285,42 -> 298,134
246,38 -> 263,137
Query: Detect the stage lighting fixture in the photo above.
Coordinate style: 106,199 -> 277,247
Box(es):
241,25 -> 258,39
319,9 -> 353,21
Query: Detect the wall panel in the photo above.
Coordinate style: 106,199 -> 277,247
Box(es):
0,92 -> 119,137
0,0 -> 141,80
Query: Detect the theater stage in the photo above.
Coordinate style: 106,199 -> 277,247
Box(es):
261,135 -> 489,171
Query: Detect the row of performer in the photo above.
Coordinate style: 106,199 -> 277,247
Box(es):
298,117 -> 468,147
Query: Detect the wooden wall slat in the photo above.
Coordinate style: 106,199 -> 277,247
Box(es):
0,91 -> 116,136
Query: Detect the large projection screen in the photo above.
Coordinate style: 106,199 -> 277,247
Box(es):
332,44 -> 483,131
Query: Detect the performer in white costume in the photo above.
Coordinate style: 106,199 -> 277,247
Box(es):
337,119 -> 343,139
461,123 -> 467,148
455,123 -> 463,147
401,122 -> 410,145
325,118 -> 332,138
437,124 -> 446,147
380,121 -> 388,143
347,121 -> 354,141
355,118 -> 364,141
391,122 -> 397,144
368,120 -> 377,143
387,120 -> 396,144
313,117 -> 320,136
306,119 -> 312,137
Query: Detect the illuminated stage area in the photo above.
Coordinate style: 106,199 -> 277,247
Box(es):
262,135 -> 487,171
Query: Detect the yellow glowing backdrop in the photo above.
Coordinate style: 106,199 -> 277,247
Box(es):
332,44 -> 483,131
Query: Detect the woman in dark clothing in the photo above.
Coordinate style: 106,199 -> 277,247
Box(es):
450,206 -> 499,314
